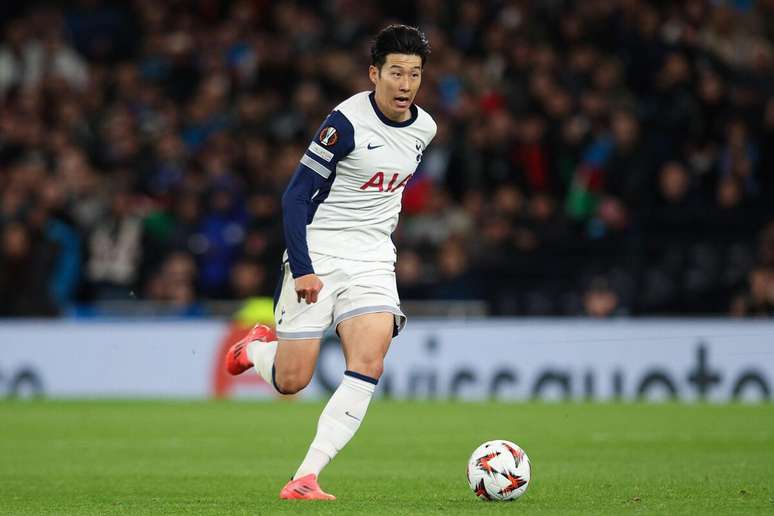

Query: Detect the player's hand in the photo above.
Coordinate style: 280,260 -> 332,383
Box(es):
295,274 -> 323,304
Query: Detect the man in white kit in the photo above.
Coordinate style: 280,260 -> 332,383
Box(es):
226,24 -> 436,500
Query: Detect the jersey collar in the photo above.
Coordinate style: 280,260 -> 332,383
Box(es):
369,91 -> 418,128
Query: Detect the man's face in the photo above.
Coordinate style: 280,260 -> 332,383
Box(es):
369,53 -> 423,121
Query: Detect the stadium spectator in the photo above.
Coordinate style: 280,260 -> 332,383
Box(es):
581,275 -> 627,318
0,221 -> 58,315
646,161 -> 705,239
396,248 -> 432,301
432,237 -> 481,300
401,186 -> 473,247
85,187 -> 143,300
758,222 -> 774,268
228,258 -> 267,299
144,250 -> 203,316
760,96 -> 774,202
730,265 -> 774,316
0,13 -> 88,96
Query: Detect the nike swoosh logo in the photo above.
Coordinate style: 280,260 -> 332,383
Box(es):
367,143 -> 384,150
344,411 -> 361,421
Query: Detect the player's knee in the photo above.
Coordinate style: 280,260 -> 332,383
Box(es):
275,371 -> 312,394
348,358 -> 384,380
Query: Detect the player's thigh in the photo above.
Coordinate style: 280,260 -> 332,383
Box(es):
337,312 -> 393,378
275,337 -> 321,383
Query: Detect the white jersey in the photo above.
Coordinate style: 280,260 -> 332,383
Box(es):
296,91 -> 436,265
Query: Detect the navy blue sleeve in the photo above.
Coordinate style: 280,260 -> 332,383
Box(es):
281,110 -> 355,278
282,165 -> 330,277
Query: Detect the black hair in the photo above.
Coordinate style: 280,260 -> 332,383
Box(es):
370,24 -> 430,69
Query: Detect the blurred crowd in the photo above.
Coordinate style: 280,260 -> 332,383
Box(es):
0,0 -> 772,318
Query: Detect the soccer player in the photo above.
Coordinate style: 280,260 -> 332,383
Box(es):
225,24 -> 436,500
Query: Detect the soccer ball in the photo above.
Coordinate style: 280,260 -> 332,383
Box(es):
466,440 -> 531,501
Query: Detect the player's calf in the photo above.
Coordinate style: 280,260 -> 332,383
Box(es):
345,359 -> 384,380
273,370 -> 314,394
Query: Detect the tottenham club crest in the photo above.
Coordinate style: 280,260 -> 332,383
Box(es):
415,139 -> 424,162
319,126 -> 338,146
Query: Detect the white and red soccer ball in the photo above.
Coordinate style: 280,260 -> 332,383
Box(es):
466,440 -> 531,501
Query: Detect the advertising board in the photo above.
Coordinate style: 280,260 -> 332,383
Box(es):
1,319 -> 771,402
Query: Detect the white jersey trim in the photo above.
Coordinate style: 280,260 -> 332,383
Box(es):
308,141 -> 334,162
300,154 -> 333,179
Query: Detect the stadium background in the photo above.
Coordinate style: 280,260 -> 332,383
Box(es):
1,1 -> 773,514
0,0 -> 772,318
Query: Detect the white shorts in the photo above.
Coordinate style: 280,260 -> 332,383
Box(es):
273,253 -> 406,340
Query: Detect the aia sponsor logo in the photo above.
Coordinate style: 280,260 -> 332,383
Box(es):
360,172 -> 413,192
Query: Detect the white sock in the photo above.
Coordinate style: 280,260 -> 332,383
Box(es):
247,340 -> 277,385
293,371 -> 377,479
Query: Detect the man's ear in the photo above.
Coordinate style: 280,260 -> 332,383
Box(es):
369,65 -> 378,86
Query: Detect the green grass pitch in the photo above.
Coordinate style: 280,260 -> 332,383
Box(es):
1,401 -> 773,515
